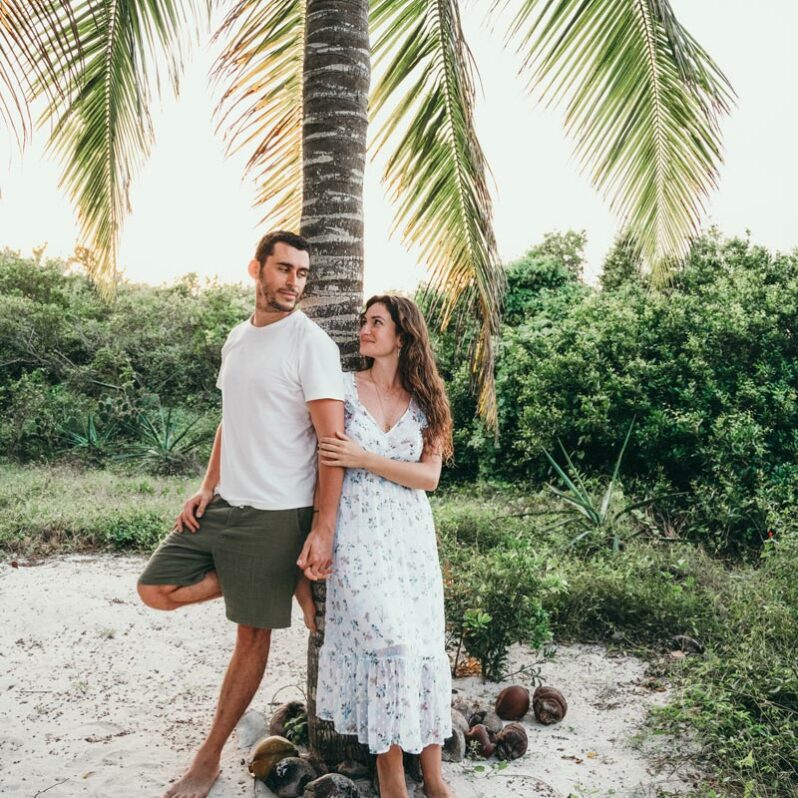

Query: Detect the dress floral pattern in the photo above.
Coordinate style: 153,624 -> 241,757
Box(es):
316,372 -> 452,754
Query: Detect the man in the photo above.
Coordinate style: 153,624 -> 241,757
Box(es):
137,231 -> 345,798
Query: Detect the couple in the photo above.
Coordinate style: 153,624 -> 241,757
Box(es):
137,231 -> 455,798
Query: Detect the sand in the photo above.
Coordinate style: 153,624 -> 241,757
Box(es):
0,555 -> 693,797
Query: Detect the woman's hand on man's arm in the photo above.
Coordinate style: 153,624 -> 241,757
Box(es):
320,433 -> 442,491
318,431 -> 367,468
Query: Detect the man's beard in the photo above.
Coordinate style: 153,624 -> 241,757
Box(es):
259,285 -> 301,312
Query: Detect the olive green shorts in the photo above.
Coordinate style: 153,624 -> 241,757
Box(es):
138,496 -> 313,629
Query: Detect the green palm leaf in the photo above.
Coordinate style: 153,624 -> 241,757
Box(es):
34,0 -> 207,296
0,1 -> 80,148
213,0 -> 305,231
509,0 -> 735,281
370,0 -> 505,428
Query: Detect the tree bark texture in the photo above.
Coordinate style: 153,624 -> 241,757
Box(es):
301,0 -> 371,766
300,0 -> 370,364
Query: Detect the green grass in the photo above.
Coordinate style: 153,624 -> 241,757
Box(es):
0,462 -> 194,555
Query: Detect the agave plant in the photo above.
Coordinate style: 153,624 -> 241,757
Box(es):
543,421 -> 672,553
119,406 -> 210,475
62,413 -> 117,465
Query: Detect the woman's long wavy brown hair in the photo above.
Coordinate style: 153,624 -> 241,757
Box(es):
361,295 -> 453,460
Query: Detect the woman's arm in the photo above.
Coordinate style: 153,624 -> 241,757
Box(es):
319,432 -> 442,491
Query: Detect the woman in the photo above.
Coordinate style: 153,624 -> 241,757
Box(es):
315,295 -> 455,798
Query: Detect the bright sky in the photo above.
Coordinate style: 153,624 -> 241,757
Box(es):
0,0 -> 796,293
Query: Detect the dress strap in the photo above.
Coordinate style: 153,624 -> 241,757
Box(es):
343,371 -> 358,401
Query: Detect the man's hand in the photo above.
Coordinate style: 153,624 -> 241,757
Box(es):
297,526 -> 334,581
173,487 -> 215,533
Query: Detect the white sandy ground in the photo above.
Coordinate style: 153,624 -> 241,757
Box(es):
0,555 -> 697,798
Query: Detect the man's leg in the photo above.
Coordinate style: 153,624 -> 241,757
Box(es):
138,570 -> 222,610
164,624 -> 272,798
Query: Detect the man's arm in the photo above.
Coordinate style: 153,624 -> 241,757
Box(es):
296,399 -> 345,580
174,423 -> 222,533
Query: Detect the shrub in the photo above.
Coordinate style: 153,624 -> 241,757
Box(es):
599,230 -> 644,292
0,370 -> 83,460
474,231 -> 798,551
545,543 -> 728,644
118,405 -> 215,475
444,541 -> 553,681
652,535 -> 798,796
0,251 -> 243,466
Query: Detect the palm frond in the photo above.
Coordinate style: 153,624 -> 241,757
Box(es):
0,1 -> 80,149
212,0 -> 304,231
370,0 -> 505,429
34,0 -> 207,297
509,0 -> 735,281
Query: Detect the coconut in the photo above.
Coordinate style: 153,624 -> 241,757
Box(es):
495,722 -> 528,761
269,701 -> 306,738
481,710 -> 503,735
248,735 -> 298,780
304,773 -> 360,798
464,724 -> 496,758
264,756 -> 318,797
532,685 -> 567,725
495,685 -> 530,720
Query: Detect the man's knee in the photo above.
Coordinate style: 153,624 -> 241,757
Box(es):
236,624 -> 272,649
137,582 -> 177,610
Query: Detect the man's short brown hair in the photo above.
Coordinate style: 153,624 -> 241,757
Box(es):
254,231 -> 311,267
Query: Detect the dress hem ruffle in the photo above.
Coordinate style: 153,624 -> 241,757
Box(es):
316,644 -> 453,755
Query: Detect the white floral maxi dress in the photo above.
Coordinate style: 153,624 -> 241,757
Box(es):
315,372 -> 452,754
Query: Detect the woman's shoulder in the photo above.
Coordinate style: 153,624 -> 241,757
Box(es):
341,370 -> 358,399
409,398 -> 428,430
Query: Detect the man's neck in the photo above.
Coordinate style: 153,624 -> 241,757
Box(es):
250,307 -> 296,328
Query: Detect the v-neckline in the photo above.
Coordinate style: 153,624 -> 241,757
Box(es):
352,372 -> 412,435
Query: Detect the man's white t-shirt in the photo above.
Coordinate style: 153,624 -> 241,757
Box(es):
215,310 -> 344,510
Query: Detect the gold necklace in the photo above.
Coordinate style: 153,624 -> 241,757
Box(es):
369,369 -> 402,432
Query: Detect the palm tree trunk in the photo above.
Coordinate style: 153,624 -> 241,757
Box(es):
300,0 -> 369,362
300,0 -> 371,766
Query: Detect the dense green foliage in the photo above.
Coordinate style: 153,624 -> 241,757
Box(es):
439,511 -> 554,679
441,230 -> 798,551
0,250 -> 249,470
4,231 -> 798,551
435,487 -> 797,797
653,535 -> 798,796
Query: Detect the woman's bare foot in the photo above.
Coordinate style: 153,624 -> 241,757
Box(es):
294,574 -> 317,633
422,780 -> 456,798
420,743 -> 455,798
163,753 -> 220,798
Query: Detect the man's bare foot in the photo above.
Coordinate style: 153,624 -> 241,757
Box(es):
294,575 -> 317,633
163,754 -> 220,798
